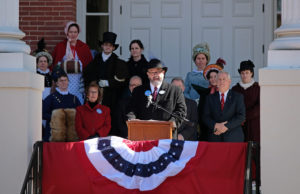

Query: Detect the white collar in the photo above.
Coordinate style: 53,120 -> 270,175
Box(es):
219,89 -> 229,102
56,88 -> 69,95
193,69 -> 203,73
102,52 -> 112,62
150,82 -> 162,93
37,68 -> 50,74
239,79 -> 255,90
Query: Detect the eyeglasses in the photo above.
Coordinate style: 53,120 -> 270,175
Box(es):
148,70 -> 163,75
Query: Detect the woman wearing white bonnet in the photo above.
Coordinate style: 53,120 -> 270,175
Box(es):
52,21 -> 93,104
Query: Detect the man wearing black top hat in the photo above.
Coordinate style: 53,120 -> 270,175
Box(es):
126,59 -> 187,139
83,32 -> 128,136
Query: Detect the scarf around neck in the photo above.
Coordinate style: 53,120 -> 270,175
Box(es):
239,79 -> 255,90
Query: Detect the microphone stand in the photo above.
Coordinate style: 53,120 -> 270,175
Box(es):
150,101 -> 194,127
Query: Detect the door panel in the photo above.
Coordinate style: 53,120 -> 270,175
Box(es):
117,0 -> 192,82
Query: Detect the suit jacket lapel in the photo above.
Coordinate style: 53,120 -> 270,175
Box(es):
223,90 -> 232,112
156,81 -> 167,102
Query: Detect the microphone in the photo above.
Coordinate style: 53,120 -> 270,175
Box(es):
146,95 -> 153,108
145,90 -> 152,108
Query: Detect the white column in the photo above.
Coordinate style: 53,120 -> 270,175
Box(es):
269,0 -> 300,50
260,0 -> 300,193
0,0 -> 30,53
0,0 -> 43,193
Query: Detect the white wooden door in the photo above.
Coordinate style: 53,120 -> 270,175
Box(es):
113,0 -> 265,84
114,0 -> 192,82
192,0 -> 265,84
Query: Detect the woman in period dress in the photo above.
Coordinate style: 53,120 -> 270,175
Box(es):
232,60 -> 260,143
184,42 -> 210,102
52,21 -> 93,104
34,38 -> 54,100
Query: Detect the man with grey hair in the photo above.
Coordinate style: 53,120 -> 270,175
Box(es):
171,77 -> 198,141
203,71 -> 246,142
116,75 -> 142,138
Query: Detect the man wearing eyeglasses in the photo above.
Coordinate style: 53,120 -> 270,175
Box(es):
126,59 -> 187,139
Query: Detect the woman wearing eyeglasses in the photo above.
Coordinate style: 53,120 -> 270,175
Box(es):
75,82 -> 111,140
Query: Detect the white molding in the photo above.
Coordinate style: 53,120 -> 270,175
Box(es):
76,0 -> 86,42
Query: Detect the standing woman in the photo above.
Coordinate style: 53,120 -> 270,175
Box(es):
127,39 -> 149,84
75,82 -> 111,140
184,42 -> 210,101
232,60 -> 260,143
52,21 -> 93,104
192,58 -> 225,140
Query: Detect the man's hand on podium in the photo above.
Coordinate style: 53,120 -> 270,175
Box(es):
128,118 -> 141,121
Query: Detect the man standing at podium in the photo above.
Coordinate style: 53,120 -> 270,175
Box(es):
126,59 -> 187,139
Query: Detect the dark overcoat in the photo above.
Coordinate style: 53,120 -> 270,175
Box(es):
83,52 -> 128,112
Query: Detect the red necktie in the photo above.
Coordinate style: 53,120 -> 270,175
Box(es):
153,87 -> 158,101
221,93 -> 225,111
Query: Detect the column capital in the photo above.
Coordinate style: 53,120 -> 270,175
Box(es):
269,0 -> 300,50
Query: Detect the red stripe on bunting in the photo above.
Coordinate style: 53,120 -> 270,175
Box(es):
122,139 -> 159,152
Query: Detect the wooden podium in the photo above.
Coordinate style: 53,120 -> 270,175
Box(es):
126,120 -> 173,141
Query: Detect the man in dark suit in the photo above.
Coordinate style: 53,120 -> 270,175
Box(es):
171,77 -> 198,141
203,71 -> 245,142
126,59 -> 187,139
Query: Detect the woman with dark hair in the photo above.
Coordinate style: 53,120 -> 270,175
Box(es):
232,60 -> 260,143
75,82 -> 111,140
52,21 -> 93,104
192,58 -> 225,140
127,39 -> 149,84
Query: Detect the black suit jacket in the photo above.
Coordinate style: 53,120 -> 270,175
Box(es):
126,81 -> 187,135
202,90 -> 245,142
178,98 -> 198,141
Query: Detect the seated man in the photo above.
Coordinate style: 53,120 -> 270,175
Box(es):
171,77 -> 198,141
42,72 -> 81,142
126,59 -> 187,139
202,71 -> 245,142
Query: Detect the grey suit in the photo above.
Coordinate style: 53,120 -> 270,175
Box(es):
202,90 -> 245,142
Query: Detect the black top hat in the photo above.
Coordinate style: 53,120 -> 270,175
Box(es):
147,59 -> 168,72
238,60 -> 255,73
98,32 -> 119,50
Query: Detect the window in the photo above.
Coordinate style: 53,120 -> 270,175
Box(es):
85,0 -> 110,51
276,0 -> 281,28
